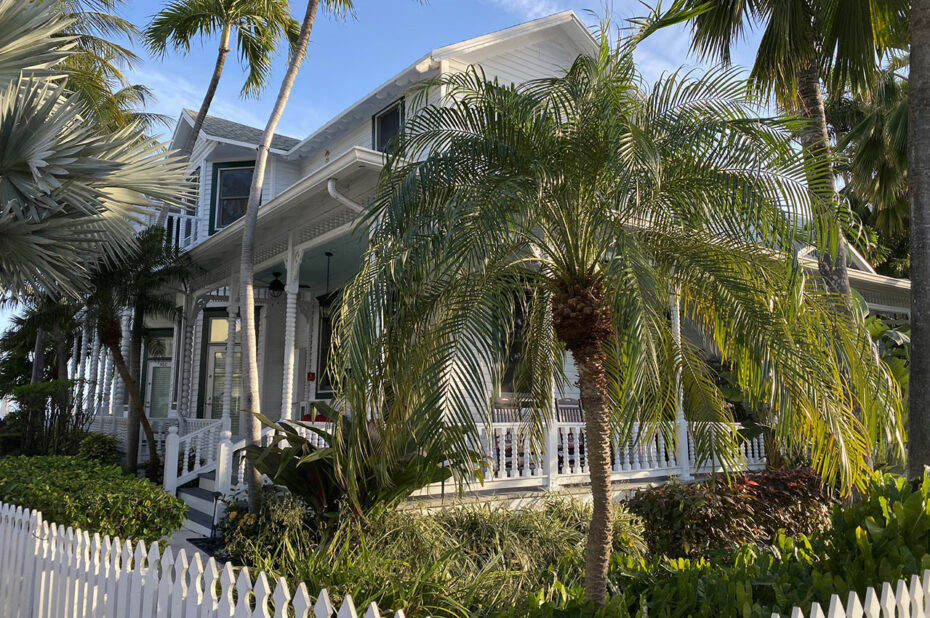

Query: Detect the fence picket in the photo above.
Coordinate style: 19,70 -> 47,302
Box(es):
156,547 -> 174,617
170,548 -> 190,617
315,588 -> 335,618
337,594 -> 359,618
186,552 -> 206,617
847,590 -> 865,618
253,571 -> 272,618
202,556 -> 220,618
292,583 -> 312,618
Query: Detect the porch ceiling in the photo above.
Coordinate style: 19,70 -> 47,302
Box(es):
189,147 -> 383,292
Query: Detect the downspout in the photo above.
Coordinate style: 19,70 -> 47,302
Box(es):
327,178 -> 365,213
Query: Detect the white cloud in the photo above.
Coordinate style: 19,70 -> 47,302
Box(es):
485,0 -> 566,20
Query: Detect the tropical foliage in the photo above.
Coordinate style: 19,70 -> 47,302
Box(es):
625,469 -> 837,558
245,404 -> 482,519
84,226 -> 192,474
0,0 -> 191,299
219,494 -> 646,617
0,455 -> 187,542
333,11 -> 902,605
682,0 -> 908,300
145,0 -> 304,154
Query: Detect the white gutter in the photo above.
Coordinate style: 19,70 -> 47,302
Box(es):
327,178 -> 365,213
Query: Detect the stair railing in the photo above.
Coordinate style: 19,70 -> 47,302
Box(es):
162,419 -> 224,494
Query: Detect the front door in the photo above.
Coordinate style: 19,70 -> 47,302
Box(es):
204,349 -> 242,435
144,360 -> 172,420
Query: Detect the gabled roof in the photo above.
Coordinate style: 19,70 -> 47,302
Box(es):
180,109 -> 301,152
285,10 -> 596,156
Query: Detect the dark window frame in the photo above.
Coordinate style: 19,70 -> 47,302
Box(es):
372,99 -> 405,154
209,161 -> 255,235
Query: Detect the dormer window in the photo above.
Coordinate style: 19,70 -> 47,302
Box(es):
211,162 -> 254,233
373,99 -> 403,154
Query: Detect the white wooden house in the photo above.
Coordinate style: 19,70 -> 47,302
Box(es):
79,11 -> 911,534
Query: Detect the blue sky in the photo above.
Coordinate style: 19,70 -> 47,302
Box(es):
0,0 -> 761,333
121,0 -> 761,142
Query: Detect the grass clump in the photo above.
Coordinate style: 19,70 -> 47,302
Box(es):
221,495 -> 645,617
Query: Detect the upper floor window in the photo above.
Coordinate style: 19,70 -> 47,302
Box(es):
373,99 -> 403,154
212,163 -> 254,232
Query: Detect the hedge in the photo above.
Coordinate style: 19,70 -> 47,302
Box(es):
0,456 -> 187,542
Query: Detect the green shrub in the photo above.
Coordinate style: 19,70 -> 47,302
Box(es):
520,472 -> 930,617
0,456 -> 186,542
76,432 -> 121,465
221,494 -> 645,617
625,468 -> 836,557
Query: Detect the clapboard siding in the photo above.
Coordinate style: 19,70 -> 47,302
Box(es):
299,121 -> 373,178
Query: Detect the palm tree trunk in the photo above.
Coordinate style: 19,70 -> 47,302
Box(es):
573,342 -> 614,607
909,0 -> 930,479
797,58 -> 853,303
108,342 -> 161,475
238,0 -> 320,513
552,284 -> 616,607
30,328 -> 46,383
181,23 -> 232,156
125,306 -> 144,473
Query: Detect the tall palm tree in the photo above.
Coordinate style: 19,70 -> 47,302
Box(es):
681,0 -> 908,304
236,0 -> 351,511
86,227 -> 191,474
0,0 -> 192,300
144,0 -> 302,155
333,21 -> 903,606
832,61 -> 909,277
58,0 -> 161,131
909,0 -> 930,479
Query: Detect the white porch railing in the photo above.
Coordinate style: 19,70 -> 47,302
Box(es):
0,501 -> 407,618
470,420 -> 764,493
195,419 -> 766,502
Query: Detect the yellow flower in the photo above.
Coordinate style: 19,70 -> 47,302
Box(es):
228,511 -> 238,520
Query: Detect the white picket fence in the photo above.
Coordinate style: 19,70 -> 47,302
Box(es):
776,570 -> 930,618
0,502 -> 407,618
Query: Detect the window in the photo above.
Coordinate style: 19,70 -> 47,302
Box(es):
373,100 -> 403,154
214,165 -> 254,230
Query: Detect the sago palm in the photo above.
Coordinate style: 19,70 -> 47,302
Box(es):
144,0 -> 304,155
333,19 -> 902,606
0,0 -> 192,299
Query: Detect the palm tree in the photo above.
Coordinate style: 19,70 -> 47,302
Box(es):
909,0 -> 930,479
58,0 -> 163,131
86,227 -> 191,474
826,59 -> 909,277
681,0 -> 908,304
0,0 -> 192,300
236,0 -> 351,512
144,0 -> 302,155
332,21 -> 903,606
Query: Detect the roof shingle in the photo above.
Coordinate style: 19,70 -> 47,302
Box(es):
184,109 -> 301,151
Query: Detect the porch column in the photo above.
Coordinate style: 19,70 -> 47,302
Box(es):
98,352 -> 113,416
670,289 -> 692,481
87,331 -> 101,415
119,311 -> 131,416
179,295 -> 199,418
281,242 -> 305,421
222,271 -> 240,433
73,323 -> 90,415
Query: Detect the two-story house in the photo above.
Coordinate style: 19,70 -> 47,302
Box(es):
81,10 -> 911,534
